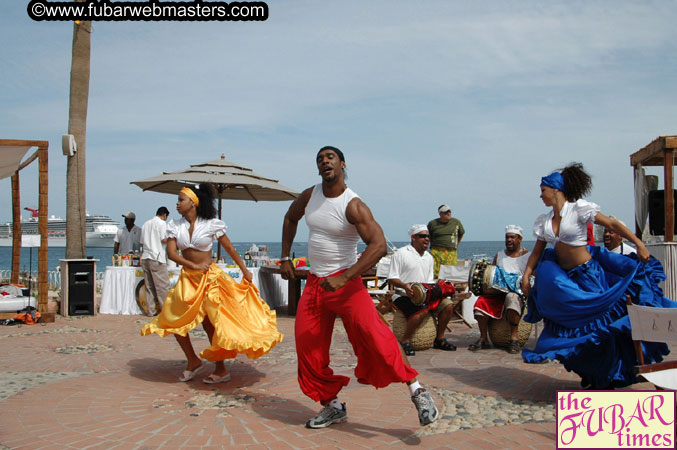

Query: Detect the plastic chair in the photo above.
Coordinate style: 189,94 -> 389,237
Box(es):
438,263 -> 474,328
627,296 -> 677,390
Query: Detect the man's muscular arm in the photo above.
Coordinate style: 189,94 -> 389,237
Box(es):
280,187 -> 313,280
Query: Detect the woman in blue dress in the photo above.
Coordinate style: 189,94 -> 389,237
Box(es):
520,163 -> 676,389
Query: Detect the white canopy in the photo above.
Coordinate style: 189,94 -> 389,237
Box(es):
0,145 -> 31,180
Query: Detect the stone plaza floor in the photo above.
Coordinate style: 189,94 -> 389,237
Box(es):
0,311 -> 666,449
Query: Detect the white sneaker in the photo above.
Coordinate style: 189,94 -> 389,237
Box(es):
305,403 -> 347,429
411,388 -> 439,426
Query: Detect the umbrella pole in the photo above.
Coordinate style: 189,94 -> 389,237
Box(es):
217,197 -> 222,262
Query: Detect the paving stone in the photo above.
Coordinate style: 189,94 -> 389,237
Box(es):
0,313 -> 669,448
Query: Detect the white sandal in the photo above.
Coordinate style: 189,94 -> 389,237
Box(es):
179,363 -> 205,382
203,373 -> 231,384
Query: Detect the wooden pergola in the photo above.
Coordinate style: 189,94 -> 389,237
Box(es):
0,139 -> 49,312
630,135 -> 676,241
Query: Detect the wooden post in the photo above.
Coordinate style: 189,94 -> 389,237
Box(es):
664,149 -> 674,242
11,172 -> 20,284
38,144 -> 49,313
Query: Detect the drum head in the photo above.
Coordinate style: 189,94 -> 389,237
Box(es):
482,265 -> 502,296
482,265 -> 496,290
410,283 -> 427,305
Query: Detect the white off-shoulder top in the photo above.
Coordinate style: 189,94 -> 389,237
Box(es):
166,217 -> 227,252
533,199 -> 600,246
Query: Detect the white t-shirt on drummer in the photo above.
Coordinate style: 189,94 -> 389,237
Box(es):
388,244 -> 435,284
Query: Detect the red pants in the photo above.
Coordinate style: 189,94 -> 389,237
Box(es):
295,271 -> 418,404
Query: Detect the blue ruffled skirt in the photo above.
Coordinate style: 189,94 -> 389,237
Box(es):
523,246 -> 677,388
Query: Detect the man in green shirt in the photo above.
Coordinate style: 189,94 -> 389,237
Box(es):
427,204 -> 465,277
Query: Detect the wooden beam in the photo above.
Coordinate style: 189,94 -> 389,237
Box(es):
38,144 -> 49,312
11,173 -> 20,284
0,139 -> 49,147
631,136 -> 665,167
666,136 -> 677,150
665,149 -> 674,242
630,135 -> 677,167
17,149 -> 40,171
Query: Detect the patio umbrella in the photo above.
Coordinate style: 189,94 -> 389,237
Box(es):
131,154 -> 299,259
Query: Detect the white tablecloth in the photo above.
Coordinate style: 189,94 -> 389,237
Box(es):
99,267 -> 145,315
100,265 -> 287,315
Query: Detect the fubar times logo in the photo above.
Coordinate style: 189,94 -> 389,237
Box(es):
556,390 -> 675,449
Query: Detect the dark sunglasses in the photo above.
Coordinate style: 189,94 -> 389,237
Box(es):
415,234 -> 430,239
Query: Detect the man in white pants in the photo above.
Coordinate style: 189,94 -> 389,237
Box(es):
140,207 -> 170,315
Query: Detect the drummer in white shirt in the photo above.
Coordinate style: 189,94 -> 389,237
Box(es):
469,225 -> 530,354
603,216 -> 637,256
388,224 -> 457,356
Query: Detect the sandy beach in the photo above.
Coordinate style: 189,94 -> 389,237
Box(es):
0,310 -> 670,449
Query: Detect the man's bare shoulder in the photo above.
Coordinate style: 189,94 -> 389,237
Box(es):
345,197 -> 374,223
292,186 -> 315,207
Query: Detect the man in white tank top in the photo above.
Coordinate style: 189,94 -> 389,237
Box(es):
281,146 -> 439,429
470,225 -> 530,355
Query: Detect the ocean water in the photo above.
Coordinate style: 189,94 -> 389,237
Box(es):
0,240 -> 537,274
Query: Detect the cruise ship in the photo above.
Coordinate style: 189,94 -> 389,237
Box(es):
0,209 -> 119,247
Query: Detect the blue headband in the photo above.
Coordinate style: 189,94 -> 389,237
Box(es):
541,172 -> 566,193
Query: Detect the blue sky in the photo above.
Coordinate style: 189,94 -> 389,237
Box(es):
1,1 -> 676,242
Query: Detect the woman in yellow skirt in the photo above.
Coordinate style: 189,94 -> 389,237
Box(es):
141,183 -> 283,383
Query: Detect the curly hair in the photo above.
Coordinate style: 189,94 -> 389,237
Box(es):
194,183 -> 217,220
560,162 -> 592,201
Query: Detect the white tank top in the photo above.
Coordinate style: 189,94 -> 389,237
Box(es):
305,184 -> 361,277
496,250 -> 530,275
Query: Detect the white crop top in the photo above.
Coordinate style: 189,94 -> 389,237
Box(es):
166,217 -> 227,251
305,184 -> 361,277
533,199 -> 600,246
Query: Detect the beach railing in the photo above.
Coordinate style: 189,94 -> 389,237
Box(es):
0,270 -> 105,294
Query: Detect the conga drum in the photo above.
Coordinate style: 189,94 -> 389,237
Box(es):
468,260 -> 502,296
410,282 -> 428,305
468,261 -> 524,297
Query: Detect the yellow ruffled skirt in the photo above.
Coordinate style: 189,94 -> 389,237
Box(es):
140,264 -> 283,361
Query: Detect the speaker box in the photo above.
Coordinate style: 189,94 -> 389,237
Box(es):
648,190 -> 677,236
68,265 -> 94,315
61,259 -> 97,316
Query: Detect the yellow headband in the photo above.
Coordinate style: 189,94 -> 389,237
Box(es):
181,187 -> 199,207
